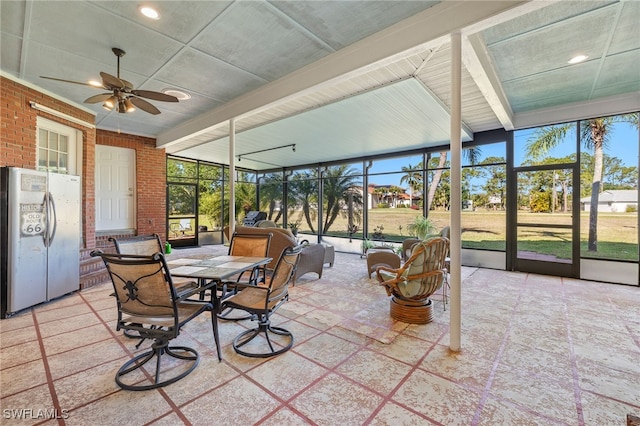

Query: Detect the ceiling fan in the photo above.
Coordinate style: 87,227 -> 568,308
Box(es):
40,47 -> 178,115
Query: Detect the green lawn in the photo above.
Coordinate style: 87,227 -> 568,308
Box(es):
318,208 -> 638,261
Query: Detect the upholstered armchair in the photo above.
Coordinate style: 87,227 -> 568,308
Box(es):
366,246 -> 401,278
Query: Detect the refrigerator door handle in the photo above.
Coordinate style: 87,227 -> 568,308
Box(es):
47,191 -> 58,247
41,193 -> 48,246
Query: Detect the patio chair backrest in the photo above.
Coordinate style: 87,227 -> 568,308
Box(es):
228,232 -> 272,258
397,237 -> 449,299
110,234 -> 163,256
97,252 -> 177,324
267,246 -> 302,305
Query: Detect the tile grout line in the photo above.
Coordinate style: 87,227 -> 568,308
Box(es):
561,276 -> 586,426
470,273 -> 527,426
362,327 -> 450,425
77,291 -> 195,425
31,309 -> 65,426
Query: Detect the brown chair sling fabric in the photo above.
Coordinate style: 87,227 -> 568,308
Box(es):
110,234 -> 163,256
91,251 -> 216,391
227,232 -> 272,283
110,234 -> 198,295
217,233 -> 272,321
376,237 -> 449,301
220,246 -> 301,358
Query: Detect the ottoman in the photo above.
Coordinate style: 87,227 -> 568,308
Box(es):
321,243 -> 335,267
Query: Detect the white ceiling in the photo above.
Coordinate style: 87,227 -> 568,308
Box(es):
2,0 -> 639,171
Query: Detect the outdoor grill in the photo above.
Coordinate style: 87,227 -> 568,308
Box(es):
242,211 -> 267,227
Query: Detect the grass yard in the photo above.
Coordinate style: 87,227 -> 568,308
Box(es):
316,208 -> 638,261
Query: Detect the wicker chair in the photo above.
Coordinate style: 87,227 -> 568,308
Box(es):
375,237 -> 449,324
366,246 -> 401,278
292,241 -> 325,285
402,226 -> 450,262
90,251 -> 216,391
221,246 -> 301,358
401,238 -> 421,262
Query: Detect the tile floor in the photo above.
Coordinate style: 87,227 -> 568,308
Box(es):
1,246 -> 639,425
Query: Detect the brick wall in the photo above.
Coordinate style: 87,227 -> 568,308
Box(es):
1,75 -> 167,249
1,75 -> 97,248
96,130 -> 167,240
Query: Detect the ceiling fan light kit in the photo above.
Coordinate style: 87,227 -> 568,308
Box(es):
102,95 -> 117,110
40,47 -> 178,115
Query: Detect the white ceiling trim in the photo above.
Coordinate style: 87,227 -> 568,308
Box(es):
414,77 -> 474,138
463,34 -> 514,130
513,92 -> 640,130
156,1 -> 526,149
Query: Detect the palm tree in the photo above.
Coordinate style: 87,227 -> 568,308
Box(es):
525,114 -> 639,251
425,146 -> 481,211
372,186 -> 387,207
288,171 -> 319,233
321,165 -> 362,234
258,173 -> 283,221
426,152 -> 447,211
400,164 -> 421,206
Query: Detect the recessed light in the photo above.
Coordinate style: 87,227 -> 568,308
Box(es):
162,89 -> 191,100
88,80 -> 102,87
568,54 -> 588,64
140,6 -> 160,20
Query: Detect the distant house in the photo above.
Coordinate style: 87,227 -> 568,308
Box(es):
580,190 -> 638,212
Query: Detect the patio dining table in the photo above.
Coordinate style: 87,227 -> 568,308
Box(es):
168,255 -> 272,361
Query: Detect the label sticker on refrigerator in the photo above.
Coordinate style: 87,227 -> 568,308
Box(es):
20,174 -> 46,192
20,204 -> 46,237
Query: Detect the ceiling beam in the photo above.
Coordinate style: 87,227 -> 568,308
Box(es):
463,33 -> 514,131
156,1 -> 527,149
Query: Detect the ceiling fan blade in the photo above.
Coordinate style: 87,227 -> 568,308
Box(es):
121,79 -> 134,90
100,71 -> 126,89
131,90 -> 179,102
129,96 -> 161,115
40,76 -> 96,88
84,93 -> 113,104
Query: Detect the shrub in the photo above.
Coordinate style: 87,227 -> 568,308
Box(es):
407,216 -> 436,239
530,191 -> 550,213
626,204 -> 637,213
372,225 -> 385,240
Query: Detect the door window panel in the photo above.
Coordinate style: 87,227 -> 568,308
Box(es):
37,128 -> 71,174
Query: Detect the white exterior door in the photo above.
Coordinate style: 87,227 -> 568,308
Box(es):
95,145 -> 135,231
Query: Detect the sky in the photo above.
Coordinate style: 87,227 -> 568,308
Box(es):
367,120 -> 638,188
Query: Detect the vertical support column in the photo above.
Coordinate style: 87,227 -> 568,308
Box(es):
229,119 -> 236,235
363,161 -> 373,241
449,31 -> 462,352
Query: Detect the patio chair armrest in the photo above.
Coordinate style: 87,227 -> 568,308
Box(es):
375,264 -> 400,281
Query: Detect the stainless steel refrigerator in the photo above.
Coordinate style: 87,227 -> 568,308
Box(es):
1,167 -> 80,318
